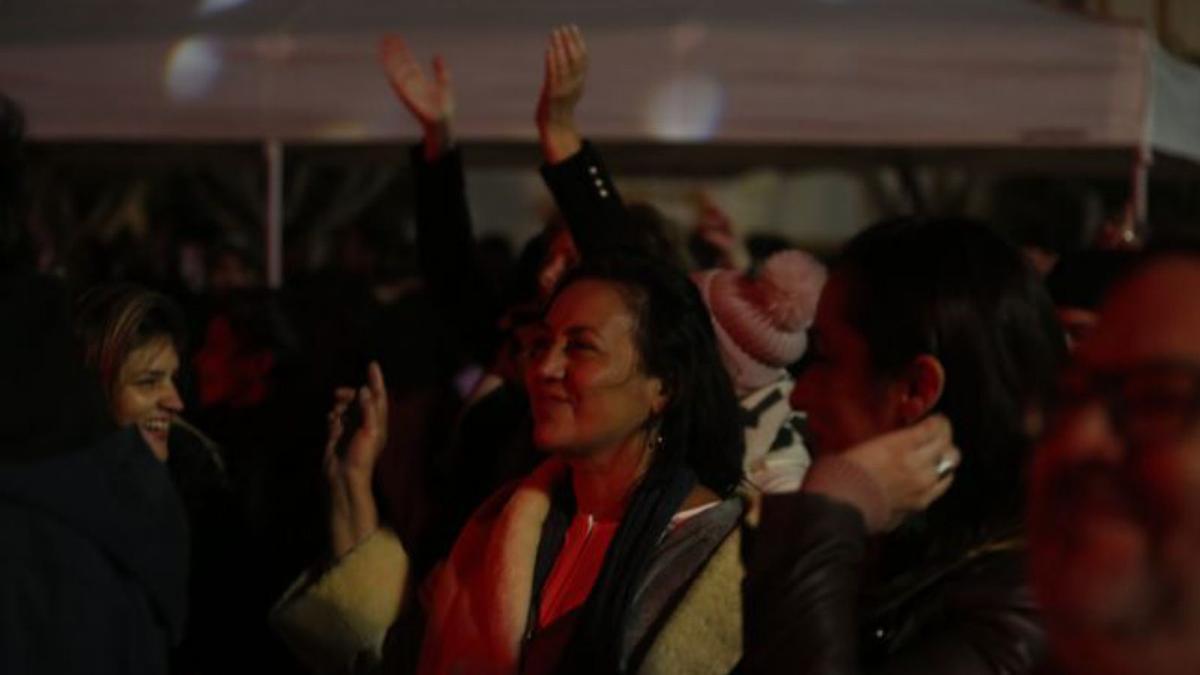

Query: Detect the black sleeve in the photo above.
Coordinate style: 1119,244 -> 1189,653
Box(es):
538,140 -> 635,260
871,553 -> 1046,675
742,492 -> 1047,675
411,144 -> 501,364
741,492 -> 867,675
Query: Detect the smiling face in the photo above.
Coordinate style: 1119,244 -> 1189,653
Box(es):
789,272 -> 905,455
111,335 -> 183,461
525,279 -> 666,458
1032,257 -> 1200,674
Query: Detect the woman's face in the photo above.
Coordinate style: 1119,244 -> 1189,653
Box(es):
112,335 -> 183,461
526,279 -> 666,457
790,272 -> 905,455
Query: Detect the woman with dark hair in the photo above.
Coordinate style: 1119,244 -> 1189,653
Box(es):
273,253 -> 750,674
383,25 -> 686,572
744,217 -> 1067,674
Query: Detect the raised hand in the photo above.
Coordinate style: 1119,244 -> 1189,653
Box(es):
537,24 -> 588,163
694,192 -> 750,270
379,35 -> 455,158
325,361 -> 389,557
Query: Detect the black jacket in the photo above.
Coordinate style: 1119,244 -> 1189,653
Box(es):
0,269 -> 188,674
0,427 -> 189,675
411,139 -> 630,364
742,492 -> 1045,675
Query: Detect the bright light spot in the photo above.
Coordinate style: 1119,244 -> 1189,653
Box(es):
644,73 -> 725,141
195,0 -> 248,17
164,37 -> 223,102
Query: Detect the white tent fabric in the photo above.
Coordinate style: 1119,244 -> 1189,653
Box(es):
1150,43 -> 1200,164
0,0 -> 1195,162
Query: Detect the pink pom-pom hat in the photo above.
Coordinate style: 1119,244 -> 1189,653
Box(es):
692,249 -> 826,394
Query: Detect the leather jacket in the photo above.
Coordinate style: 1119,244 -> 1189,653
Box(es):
741,492 -> 1045,675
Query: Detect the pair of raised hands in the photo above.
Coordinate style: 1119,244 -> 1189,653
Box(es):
379,24 -> 588,162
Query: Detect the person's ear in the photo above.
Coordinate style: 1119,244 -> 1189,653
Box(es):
898,354 -> 945,424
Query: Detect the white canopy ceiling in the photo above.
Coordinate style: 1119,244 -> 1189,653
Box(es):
1,0 -> 1197,163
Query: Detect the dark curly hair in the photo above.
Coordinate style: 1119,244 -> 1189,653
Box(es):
554,250 -> 745,495
546,250 -> 744,673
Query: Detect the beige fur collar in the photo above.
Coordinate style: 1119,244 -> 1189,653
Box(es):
417,458 -> 567,675
415,459 -> 746,674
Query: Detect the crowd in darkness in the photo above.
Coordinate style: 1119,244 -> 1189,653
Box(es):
5,24 -> 1200,675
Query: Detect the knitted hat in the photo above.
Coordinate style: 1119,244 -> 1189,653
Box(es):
693,250 -> 825,395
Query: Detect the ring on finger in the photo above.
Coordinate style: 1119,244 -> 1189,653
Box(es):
935,455 -> 955,478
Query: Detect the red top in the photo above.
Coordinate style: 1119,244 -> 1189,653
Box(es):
535,501 -> 720,629
537,512 -> 618,629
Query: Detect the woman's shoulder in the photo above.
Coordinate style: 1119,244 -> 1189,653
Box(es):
625,495 -> 745,674
862,538 -> 1045,673
868,534 -> 1032,618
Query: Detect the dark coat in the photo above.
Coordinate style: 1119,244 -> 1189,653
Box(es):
0,427 -> 189,675
742,492 -> 1045,675
0,265 -> 188,675
411,139 -> 630,366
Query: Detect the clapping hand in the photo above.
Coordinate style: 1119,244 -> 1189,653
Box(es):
325,361 -> 389,558
379,35 -> 455,158
537,24 -> 588,163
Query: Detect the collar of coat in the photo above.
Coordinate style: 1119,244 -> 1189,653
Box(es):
417,458 -> 745,675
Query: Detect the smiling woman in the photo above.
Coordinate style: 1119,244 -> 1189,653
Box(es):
112,335 -> 184,460
74,283 -> 189,461
525,278 -> 665,459
273,253 -> 748,675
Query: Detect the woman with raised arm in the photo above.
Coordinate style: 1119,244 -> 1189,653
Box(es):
274,255 -> 746,674
381,26 -> 683,571
274,249 -> 960,675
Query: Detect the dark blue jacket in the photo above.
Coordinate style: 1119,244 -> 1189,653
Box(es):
0,427 -> 188,675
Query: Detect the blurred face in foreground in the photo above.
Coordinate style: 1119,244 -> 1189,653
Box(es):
1031,256 -> 1200,675
112,335 -> 183,461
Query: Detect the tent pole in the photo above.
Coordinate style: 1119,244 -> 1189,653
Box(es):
1133,151 -> 1150,240
265,139 -> 284,289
